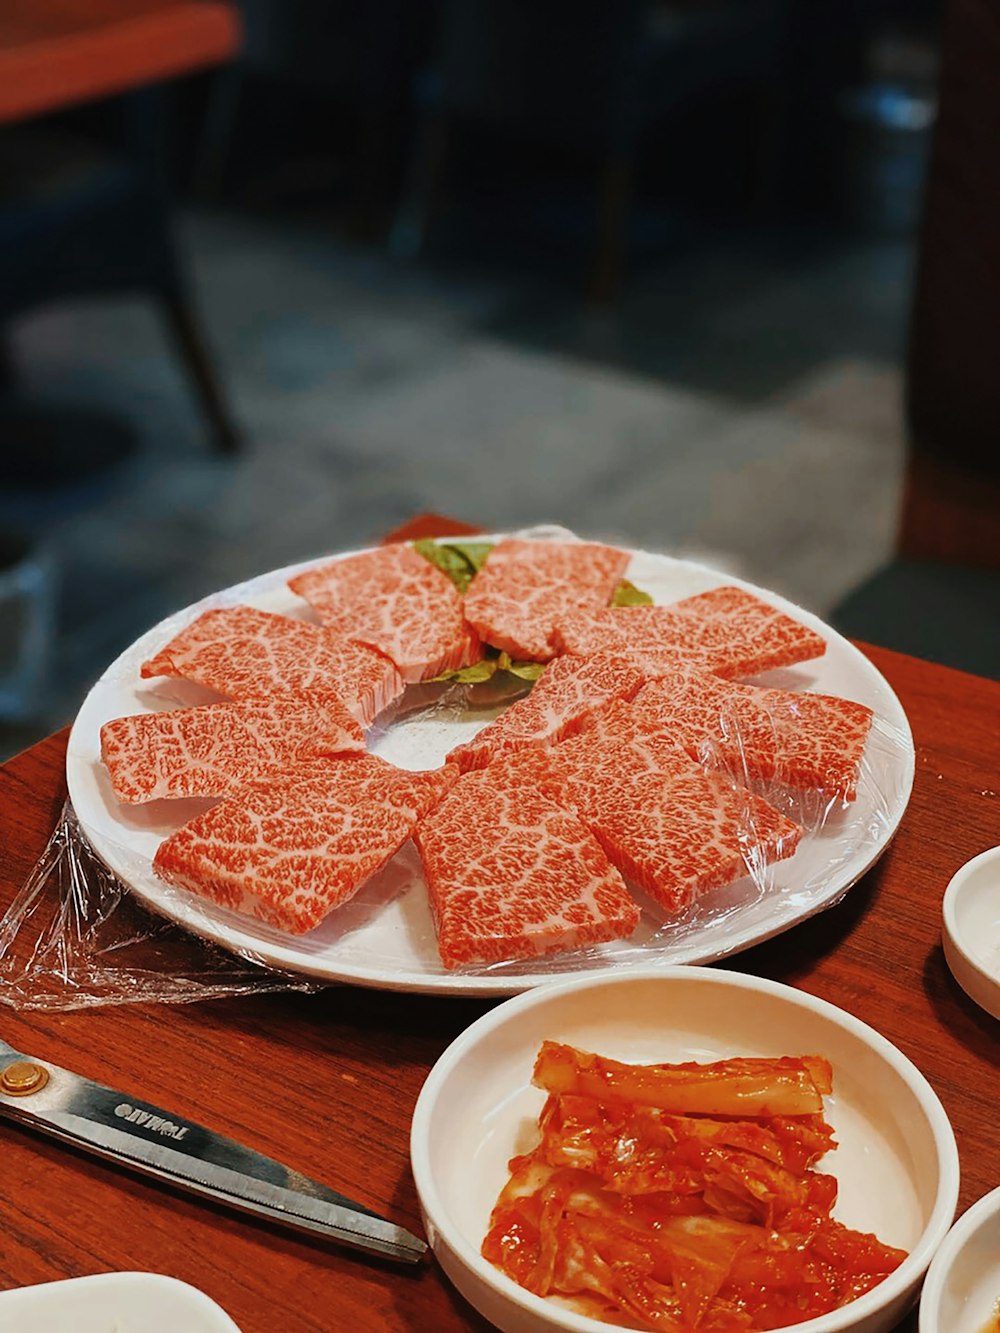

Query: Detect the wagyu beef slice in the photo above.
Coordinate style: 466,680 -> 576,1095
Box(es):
667,585 -> 828,673
462,538 -> 630,662
140,605 -> 403,727
560,700 -> 701,780
577,771 -> 801,913
553,585 -> 827,678
447,652 -> 649,772
153,755 -> 457,933
288,543 -> 482,684
512,721 -> 801,914
629,665 -> 874,800
415,764 -> 639,968
101,693 -> 365,804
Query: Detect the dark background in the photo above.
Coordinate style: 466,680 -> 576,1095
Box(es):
5,0 -> 994,761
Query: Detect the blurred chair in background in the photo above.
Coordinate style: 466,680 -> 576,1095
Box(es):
831,0 -> 1000,678
0,0 -> 242,727
0,0 -> 243,462
194,0 -> 431,239
390,0 -> 787,301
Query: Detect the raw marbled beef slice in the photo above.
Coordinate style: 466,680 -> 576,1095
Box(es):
447,652 -> 649,772
553,585 -> 827,678
153,755 -> 457,933
505,709 -> 699,806
288,543 -> 482,683
414,763 -> 639,968
462,538 -> 630,661
665,586 -> 828,674
140,604 -> 403,727
629,665 -> 874,800
101,693 -> 365,804
511,721 -> 801,914
579,771 -> 802,912
556,700 -> 701,780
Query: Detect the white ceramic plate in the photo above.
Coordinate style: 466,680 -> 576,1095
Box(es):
0,1272 -> 241,1332
66,538 -> 915,996
919,1184 -> 1000,1333
410,968 -> 959,1333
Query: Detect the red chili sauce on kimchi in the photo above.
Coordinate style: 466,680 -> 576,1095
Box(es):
482,1042 -> 907,1332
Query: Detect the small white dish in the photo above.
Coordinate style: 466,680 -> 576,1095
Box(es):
919,1184 -> 1000,1332
0,1272 -> 242,1332
411,967 -> 959,1333
942,845 -> 1000,1021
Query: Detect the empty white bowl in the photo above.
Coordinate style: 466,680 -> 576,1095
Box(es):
411,968 -> 959,1333
0,1273 -> 241,1332
919,1185 -> 1000,1332
942,845 -> 1000,1021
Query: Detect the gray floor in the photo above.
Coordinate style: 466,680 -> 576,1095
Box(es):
1,210 -> 911,754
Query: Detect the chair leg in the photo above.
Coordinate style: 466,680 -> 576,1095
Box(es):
159,291 -> 241,455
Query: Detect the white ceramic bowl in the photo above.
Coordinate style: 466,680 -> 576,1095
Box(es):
411,968 -> 959,1333
942,846 -> 1000,1021
0,1273 -> 241,1332
919,1184 -> 1000,1332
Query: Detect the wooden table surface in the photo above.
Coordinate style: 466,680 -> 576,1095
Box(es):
0,643 -> 997,1332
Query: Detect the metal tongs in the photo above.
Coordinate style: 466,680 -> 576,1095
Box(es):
0,1038 -> 426,1264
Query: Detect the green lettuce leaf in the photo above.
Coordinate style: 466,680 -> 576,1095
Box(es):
496,651 -> 546,681
612,579 -> 653,607
428,647 -> 546,687
444,541 -> 493,574
412,539 -> 475,590
434,660 -> 498,684
412,539 -> 494,593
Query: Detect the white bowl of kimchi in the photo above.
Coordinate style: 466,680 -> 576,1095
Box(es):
411,968 -> 958,1333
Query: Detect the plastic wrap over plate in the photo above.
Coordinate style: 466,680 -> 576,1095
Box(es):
3,533 -> 915,1005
